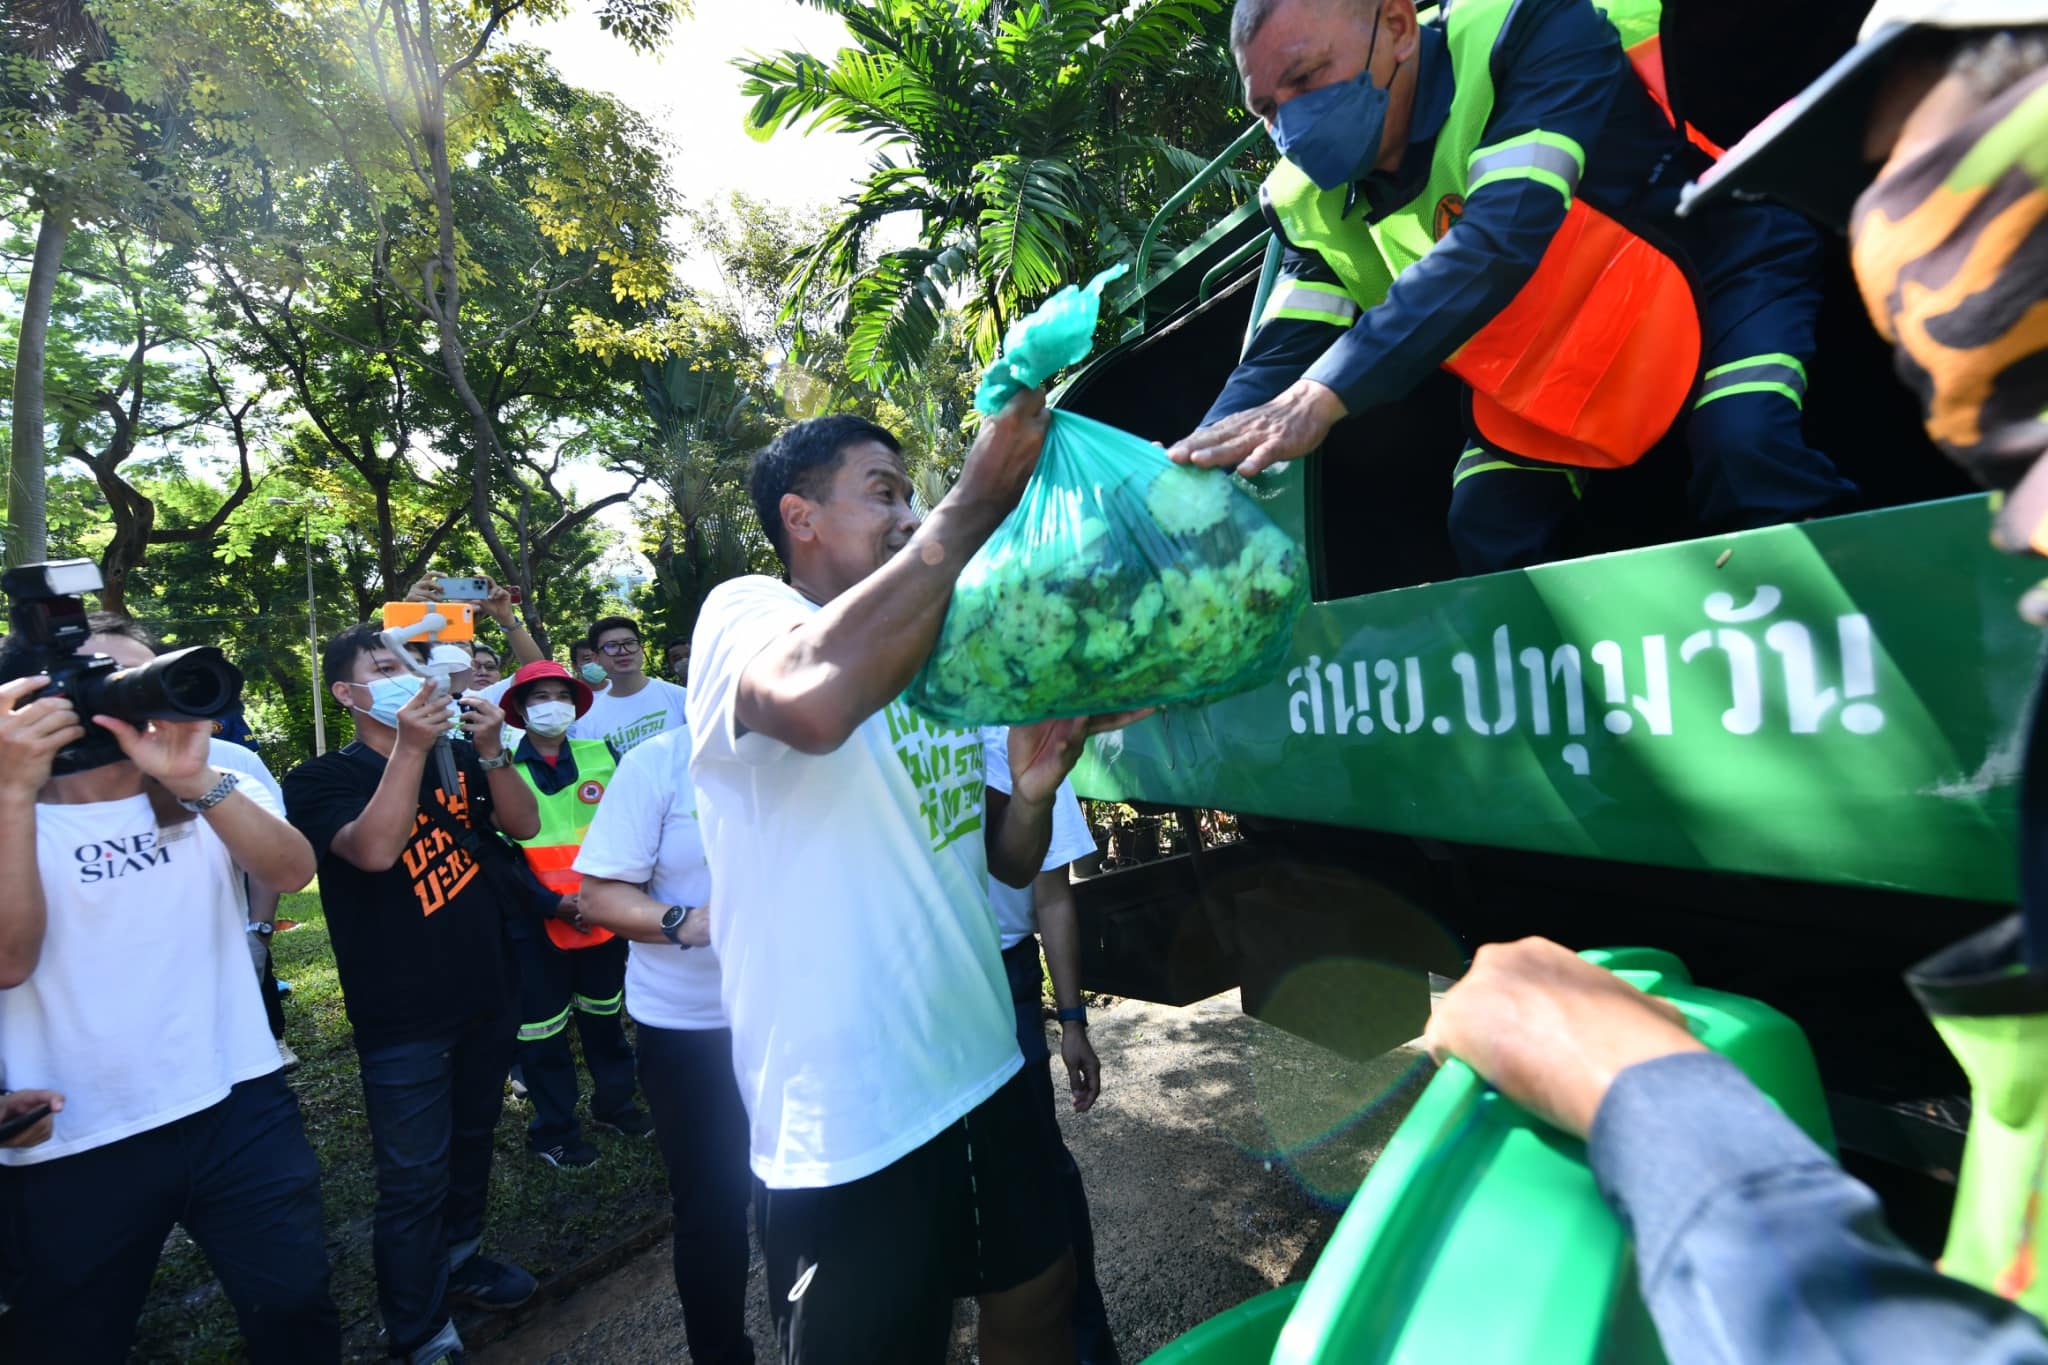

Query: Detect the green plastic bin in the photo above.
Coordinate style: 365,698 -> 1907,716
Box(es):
1142,947 -> 1832,1365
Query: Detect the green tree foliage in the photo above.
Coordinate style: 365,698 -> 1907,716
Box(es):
736,0 -> 1251,385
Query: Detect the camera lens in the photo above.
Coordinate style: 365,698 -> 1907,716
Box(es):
81,646 -> 244,723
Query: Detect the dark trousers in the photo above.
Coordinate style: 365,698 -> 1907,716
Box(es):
356,1008 -> 516,1357
1005,937 -> 1120,1365
512,929 -> 637,1148
637,1023 -> 756,1365
0,1072 -> 338,1365
1449,202 -> 1860,576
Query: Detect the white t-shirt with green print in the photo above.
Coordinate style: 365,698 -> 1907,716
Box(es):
687,574 -> 1019,1189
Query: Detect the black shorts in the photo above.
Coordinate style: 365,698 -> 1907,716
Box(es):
755,1065 -> 1070,1364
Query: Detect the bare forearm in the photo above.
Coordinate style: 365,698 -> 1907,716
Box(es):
185,786 -> 316,893
0,791 -> 46,986
738,496 -> 1007,753
331,746 -> 430,871
579,875 -> 706,946
1036,876 -> 1084,1011
985,787 -> 1055,889
247,883 -> 281,927
484,764 -> 539,838
502,621 -> 544,666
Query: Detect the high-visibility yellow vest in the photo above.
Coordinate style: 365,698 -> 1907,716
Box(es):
513,738 -> 617,949
1260,0 -> 1713,469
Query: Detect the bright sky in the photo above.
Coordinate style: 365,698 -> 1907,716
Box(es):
521,0 -> 885,560
523,0 -> 879,290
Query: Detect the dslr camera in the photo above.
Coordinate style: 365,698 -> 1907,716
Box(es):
0,559 -> 243,775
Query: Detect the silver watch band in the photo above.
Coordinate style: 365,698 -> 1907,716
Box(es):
177,769 -> 239,813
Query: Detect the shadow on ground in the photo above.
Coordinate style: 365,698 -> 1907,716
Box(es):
475,990 -> 1430,1364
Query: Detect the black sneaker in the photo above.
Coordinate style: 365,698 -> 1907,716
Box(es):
593,1106 -> 654,1138
445,1253 -> 537,1312
532,1139 -> 599,1169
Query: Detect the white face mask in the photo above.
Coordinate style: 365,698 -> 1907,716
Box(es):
523,700 -> 575,737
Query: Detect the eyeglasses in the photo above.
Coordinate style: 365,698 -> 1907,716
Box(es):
596,640 -> 641,656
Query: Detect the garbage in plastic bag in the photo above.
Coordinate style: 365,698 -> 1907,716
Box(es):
906,266 -> 1310,727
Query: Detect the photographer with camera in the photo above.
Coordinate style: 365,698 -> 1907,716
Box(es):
84,614 -> 300,1066
283,623 -> 540,1365
0,562 -> 338,1364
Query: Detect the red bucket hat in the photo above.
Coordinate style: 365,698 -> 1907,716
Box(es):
501,659 -> 594,729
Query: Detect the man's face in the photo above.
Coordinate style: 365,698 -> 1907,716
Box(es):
85,633 -> 152,670
331,644 -> 409,712
786,441 -> 920,589
592,627 -> 643,681
1240,0 -> 1415,165
469,650 -> 501,687
524,678 -> 575,708
665,642 -> 688,683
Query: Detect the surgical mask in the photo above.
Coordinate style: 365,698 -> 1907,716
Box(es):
580,661 -> 608,685
351,674 -> 437,729
1268,7 -> 1393,192
524,700 -> 575,738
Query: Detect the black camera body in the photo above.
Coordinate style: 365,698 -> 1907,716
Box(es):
0,559 -> 244,776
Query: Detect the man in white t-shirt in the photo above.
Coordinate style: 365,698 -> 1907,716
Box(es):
571,616 -> 686,756
0,617 -> 337,1362
575,729 -> 752,1365
983,735 -> 1119,1364
689,400 -> 1147,1364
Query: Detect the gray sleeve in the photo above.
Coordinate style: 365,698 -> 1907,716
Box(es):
1588,1052 -> 2048,1365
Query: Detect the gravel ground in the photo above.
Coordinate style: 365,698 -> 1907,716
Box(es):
475,989 -> 1432,1364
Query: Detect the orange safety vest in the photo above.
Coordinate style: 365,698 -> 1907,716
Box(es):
1260,0 -> 1718,470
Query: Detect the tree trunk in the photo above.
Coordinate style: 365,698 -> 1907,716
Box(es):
8,207 -> 70,568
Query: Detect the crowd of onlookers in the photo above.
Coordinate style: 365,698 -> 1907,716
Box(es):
0,453 -> 1128,1365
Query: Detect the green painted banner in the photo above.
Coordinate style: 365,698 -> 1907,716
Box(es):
1071,493 -> 2043,902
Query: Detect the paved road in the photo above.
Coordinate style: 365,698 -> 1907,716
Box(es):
476,989 -> 1430,1363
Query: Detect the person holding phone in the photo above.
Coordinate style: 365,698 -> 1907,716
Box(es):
282,625 -> 540,1365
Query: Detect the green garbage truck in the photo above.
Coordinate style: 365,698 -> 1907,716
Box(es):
1056,1 -> 2021,1239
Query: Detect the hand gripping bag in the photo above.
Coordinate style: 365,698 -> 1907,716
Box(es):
906,265 -> 1310,727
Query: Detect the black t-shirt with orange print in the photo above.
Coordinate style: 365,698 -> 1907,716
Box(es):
284,739 -> 515,1047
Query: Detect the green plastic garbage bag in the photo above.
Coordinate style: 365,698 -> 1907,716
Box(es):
906,266 -> 1310,727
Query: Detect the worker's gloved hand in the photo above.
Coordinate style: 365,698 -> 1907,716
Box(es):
1166,378 -> 1349,478
1423,937 -> 1705,1139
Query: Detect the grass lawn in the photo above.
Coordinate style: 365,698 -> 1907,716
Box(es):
132,890 -> 673,1362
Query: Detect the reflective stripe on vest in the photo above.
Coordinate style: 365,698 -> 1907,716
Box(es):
1260,0 -> 1704,470
1695,352 -> 1808,410
1263,279 -> 1364,328
573,991 -> 624,1016
515,738 -> 619,950
1466,130 -> 1585,203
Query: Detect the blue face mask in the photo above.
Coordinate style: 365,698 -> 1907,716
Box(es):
352,673 -> 428,729
1267,9 -> 1394,192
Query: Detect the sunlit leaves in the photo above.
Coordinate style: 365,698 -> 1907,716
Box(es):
736,0 -> 1239,387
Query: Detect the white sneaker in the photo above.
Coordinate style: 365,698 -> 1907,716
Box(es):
277,1039 -> 301,1071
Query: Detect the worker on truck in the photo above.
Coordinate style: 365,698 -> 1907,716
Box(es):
1171,0 -> 1861,574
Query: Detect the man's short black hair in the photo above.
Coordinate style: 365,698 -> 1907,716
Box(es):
323,623 -> 389,688
662,636 -> 688,656
749,415 -> 903,566
585,616 -> 641,651
85,611 -> 164,655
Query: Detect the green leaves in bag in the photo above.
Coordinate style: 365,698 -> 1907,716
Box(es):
907,266 -> 1308,726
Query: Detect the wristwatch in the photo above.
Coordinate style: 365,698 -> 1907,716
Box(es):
178,769 -> 240,813
476,751 -> 513,770
1056,1005 -> 1089,1026
660,904 -> 696,950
